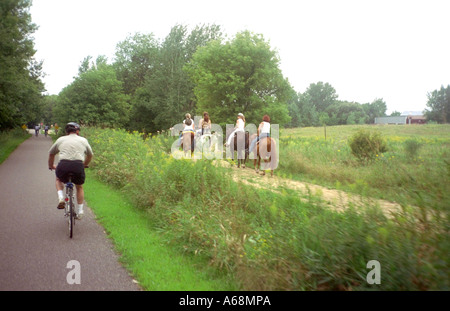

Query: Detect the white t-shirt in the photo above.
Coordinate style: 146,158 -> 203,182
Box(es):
49,134 -> 93,161
260,121 -> 270,134
236,118 -> 245,131
183,119 -> 195,131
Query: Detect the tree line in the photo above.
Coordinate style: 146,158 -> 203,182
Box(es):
37,28 -> 392,133
0,0 -> 45,131
1,0 -> 449,132
43,28 -> 390,132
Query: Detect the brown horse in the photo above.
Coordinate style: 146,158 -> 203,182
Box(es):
226,129 -> 249,168
180,131 -> 195,157
252,135 -> 277,176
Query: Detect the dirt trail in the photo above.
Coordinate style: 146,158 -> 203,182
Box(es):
223,162 -> 403,218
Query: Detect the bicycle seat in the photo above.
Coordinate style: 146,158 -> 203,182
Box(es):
66,173 -> 75,183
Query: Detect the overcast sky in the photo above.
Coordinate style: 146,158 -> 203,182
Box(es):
30,0 -> 450,114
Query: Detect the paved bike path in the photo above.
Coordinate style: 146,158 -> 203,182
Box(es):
0,134 -> 140,290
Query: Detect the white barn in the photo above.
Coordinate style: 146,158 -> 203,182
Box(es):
374,116 -> 407,124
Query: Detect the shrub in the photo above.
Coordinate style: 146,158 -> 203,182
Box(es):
348,129 -> 387,163
404,138 -> 422,160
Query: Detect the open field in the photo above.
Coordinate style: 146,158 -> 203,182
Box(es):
78,125 -> 448,290
277,124 -> 450,213
282,124 -> 450,139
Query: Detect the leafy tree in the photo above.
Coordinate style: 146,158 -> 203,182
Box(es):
55,56 -> 130,127
185,24 -> 222,59
41,94 -> 58,125
291,81 -> 338,127
304,82 -> 338,113
296,92 -> 319,127
113,33 -> 160,96
185,31 -> 292,127
424,85 -> 450,123
325,101 -> 367,125
0,0 -> 44,130
78,56 -> 92,75
126,24 -> 222,132
289,83 -> 385,127
286,91 -> 302,127
362,98 -> 387,123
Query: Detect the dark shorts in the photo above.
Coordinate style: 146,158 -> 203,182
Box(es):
56,160 -> 85,185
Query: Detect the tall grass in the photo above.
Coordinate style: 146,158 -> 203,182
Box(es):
0,128 -> 30,164
279,125 -> 450,213
83,173 -> 237,290
81,126 -> 448,290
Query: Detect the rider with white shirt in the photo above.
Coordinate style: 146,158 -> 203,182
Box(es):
249,115 -> 271,154
48,122 -> 93,219
225,113 -> 245,147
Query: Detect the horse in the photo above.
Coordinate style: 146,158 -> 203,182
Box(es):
180,130 -> 195,157
251,134 -> 278,176
226,129 -> 249,168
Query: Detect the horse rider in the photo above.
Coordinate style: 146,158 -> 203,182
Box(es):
249,114 -> 271,154
225,113 -> 245,147
199,111 -> 211,135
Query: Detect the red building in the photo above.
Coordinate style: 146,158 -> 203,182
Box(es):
401,111 -> 426,124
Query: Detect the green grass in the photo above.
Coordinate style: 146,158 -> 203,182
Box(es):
79,126 -> 449,290
3,125 -> 447,290
0,128 -> 31,164
278,124 -> 450,212
282,124 -> 450,140
83,171 -> 238,291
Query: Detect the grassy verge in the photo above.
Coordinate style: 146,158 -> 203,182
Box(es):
83,170 -> 238,291
0,128 -> 31,164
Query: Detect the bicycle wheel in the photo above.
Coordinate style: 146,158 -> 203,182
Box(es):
68,187 -> 74,238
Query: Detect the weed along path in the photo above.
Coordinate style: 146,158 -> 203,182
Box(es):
0,135 -> 140,290
225,162 -> 403,218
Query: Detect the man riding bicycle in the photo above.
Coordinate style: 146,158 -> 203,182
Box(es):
48,122 -> 93,219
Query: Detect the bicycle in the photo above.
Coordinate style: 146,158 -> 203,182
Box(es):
63,166 -> 89,238
64,173 -> 76,238
49,164 -> 89,238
